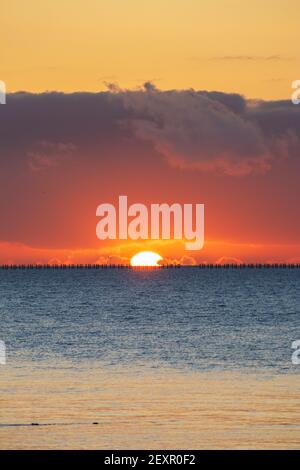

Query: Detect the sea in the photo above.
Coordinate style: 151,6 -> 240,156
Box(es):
0,267 -> 299,449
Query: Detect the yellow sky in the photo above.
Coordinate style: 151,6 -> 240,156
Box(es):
1,0 -> 299,98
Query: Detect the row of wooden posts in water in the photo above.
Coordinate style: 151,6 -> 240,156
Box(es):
0,263 -> 299,269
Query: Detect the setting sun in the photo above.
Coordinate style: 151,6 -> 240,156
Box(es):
130,251 -> 163,267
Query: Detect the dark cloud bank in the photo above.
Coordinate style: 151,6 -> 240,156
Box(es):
1,84 -> 299,177
0,84 -> 299,250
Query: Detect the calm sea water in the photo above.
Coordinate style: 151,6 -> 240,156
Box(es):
0,268 -> 300,449
0,267 -> 299,372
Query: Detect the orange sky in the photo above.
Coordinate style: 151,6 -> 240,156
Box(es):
0,1 -> 299,264
1,0 -> 299,99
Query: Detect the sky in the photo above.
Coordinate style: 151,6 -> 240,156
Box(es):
0,1 -> 299,264
1,0 -> 299,98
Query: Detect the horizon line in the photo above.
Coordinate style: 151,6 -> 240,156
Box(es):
0,263 -> 299,269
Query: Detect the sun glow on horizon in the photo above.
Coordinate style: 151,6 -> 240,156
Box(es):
130,251 -> 163,267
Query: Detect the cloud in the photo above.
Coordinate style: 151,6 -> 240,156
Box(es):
215,256 -> 243,265
121,85 -> 300,176
208,55 -> 290,61
47,257 -> 63,266
28,141 -> 76,171
122,88 -> 267,176
95,255 -> 129,265
0,85 -> 300,258
179,255 -> 197,266
1,87 -> 300,178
